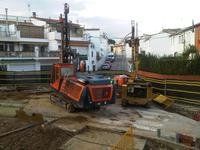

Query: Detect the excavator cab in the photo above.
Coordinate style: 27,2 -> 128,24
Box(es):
51,63 -> 75,91
121,81 -> 152,106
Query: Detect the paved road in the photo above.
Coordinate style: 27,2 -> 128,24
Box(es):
111,52 -> 129,71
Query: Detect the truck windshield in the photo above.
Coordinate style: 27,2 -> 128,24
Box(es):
61,67 -> 74,77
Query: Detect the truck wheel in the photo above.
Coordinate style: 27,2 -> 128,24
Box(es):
95,106 -> 100,111
121,100 -> 127,107
66,104 -> 75,113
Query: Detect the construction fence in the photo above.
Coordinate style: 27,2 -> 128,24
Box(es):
0,69 -> 200,106
138,71 -> 200,106
0,71 -> 51,87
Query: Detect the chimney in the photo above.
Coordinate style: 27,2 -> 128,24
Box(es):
32,12 -> 36,18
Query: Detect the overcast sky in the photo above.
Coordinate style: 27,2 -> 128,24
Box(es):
0,0 -> 200,38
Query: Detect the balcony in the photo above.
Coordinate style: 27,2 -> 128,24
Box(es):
0,51 -> 59,60
47,31 -> 88,41
0,51 -> 35,57
0,31 -> 19,41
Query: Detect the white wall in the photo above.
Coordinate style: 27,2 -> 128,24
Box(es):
170,29 -> 194,54
140,32 -> 171,56
31,18 -> 46,26
7,62 -> 40,71
48,40 -> 58,51
125,43 -> 132,58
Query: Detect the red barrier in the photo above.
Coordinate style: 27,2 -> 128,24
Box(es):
193,112 -> 200,121
138,71 -> 200,81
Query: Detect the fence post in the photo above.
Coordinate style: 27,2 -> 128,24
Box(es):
164,79 -> 167,96
157,129 -> 161,138
13,72 -> 15,90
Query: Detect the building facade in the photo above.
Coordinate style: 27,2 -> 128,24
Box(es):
0,14 -> 50,71
140,26 -> 200,56
0,13 -> 110,72
139,29 -> 180,56
170,27 -> 195,55
84,28 -> 110,71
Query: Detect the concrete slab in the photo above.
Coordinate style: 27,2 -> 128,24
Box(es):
23,94 -> 200,143
60,129 -> 146,150
133,107 -> 200,140
53,116 -> 88,134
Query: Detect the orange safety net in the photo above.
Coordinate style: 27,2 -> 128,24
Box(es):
138,70 -> 200,81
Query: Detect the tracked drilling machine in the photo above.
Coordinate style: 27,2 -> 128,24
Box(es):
50,3 -> 115,112
121,21 -> 152,106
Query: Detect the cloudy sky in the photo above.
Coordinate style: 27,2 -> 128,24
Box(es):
0,0 -> 200,38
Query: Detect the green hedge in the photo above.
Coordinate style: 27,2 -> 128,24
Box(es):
139,46 -> 200,75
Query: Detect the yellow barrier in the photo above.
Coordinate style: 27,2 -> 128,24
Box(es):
141,77 -> 200,106
112,127 -> 134,150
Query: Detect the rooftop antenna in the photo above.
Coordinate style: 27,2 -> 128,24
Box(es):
192,19 -> 194,32
136,22 -> 138,38
27,0 -> 31,21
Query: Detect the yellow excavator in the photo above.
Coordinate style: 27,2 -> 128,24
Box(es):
121,21 -> 152,107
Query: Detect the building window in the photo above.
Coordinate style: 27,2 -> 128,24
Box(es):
96,52 -> 100,61
179,35 -> 184,43
0,44 -> 4,51
90,43 -> 95,49
91,51 -> 93,57
22,44 -> 34,52
9,43 -> 14,51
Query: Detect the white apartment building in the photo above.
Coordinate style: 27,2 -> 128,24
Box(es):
84,28 -> 110,71
0,13 -> 110,71
170,27 -> 195,55
139,29 -> 181,56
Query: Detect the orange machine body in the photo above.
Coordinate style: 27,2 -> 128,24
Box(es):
114,75 -> 129,86
50,63 -> 115,109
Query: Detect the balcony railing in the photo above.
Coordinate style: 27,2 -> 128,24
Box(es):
0,14 -> 31,22
0,51 -> 35,57
0,31 -> 17,37
0,51 -> 59,58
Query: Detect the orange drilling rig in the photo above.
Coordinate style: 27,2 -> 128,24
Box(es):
50,3 -> 115,112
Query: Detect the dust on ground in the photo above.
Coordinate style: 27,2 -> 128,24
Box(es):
0,91 -> 30,101
0,117 -> 72,150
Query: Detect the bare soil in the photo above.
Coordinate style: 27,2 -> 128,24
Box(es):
0,117 -> 72,150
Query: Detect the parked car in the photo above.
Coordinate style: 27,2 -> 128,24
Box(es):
107,53 -> 115,62
105,60 -> 112,66
101,63 -> 111,70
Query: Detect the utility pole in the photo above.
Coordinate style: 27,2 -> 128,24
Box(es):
131,20 -> 139,77
61,3 -> 71,63
61,3 -> 78,65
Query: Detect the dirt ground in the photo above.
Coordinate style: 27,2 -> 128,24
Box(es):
0,91 -> 200,150
0,91 -> 31,101
0,117 -> 72,150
